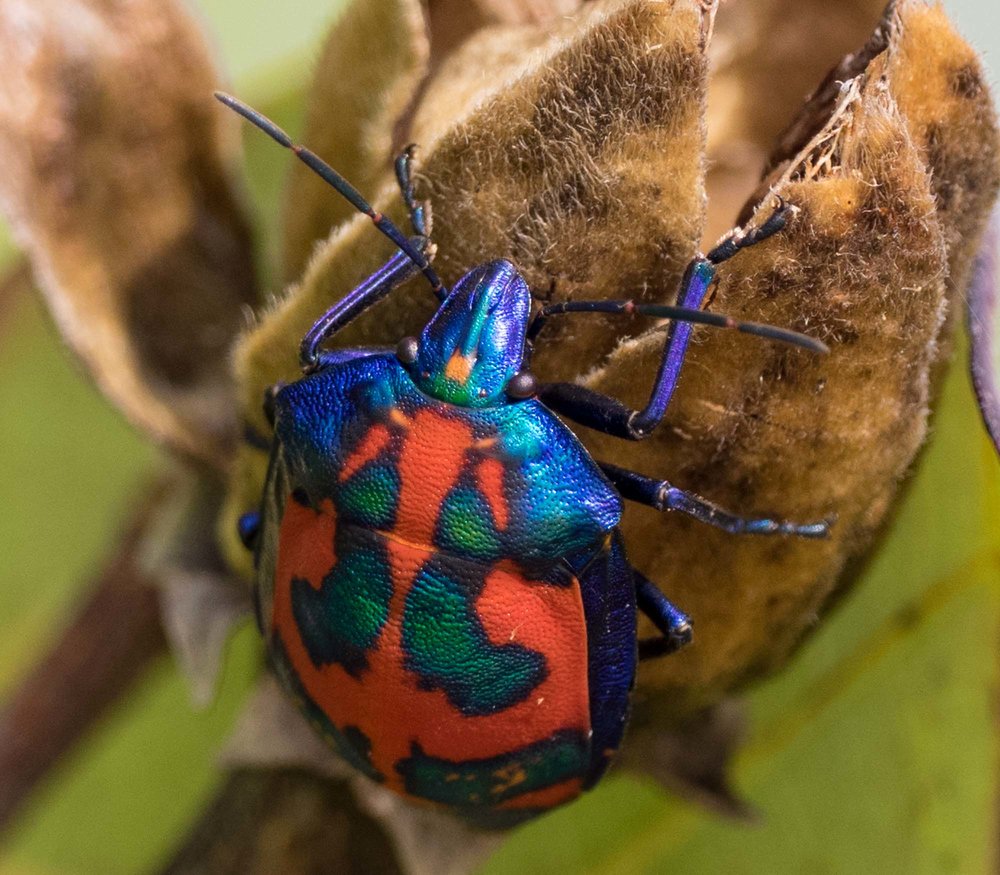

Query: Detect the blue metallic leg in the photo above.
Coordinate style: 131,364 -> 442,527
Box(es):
635,571 -> 692,660
297,146 -> 449,370
300,249 -> 428,371
601,461 -> 832,538
242,252 -> 429,459
240,252 -> 436,545
395,144 -> 430,239
215,95 -> 451,372
238,511 -> 261,550
535,201 -> 795,440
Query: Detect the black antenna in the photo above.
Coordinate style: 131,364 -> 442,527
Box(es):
529,299 -> 829,354
215,92 -> 443,295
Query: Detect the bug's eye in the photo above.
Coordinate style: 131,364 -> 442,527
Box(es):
396,336 -> 420,365
506,371 -> 537,399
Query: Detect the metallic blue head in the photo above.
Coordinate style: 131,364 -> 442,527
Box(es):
409,259 -> 531,407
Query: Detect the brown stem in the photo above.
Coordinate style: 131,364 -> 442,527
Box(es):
0,482 -> 169,832
159,769 -> 403,875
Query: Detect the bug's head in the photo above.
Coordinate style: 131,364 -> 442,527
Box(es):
404,259 -> 531,407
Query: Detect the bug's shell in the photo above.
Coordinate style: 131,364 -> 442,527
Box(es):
253,350 -> 634,822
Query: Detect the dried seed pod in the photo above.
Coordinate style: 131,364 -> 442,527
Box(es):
585,0 -> 1000,709
704,0 -> 889,239
0,0 -> 257,468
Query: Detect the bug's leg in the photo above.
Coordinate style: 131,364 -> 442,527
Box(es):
532,200 -> 796,440
634,570 -> 692,660
300,248 -> 432,371
395,144 -> 430,239
393,145 -> 447,301
601,461 -> 832,538
237,511 -> 261,550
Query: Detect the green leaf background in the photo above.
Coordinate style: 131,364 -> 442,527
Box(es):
0,1 -> 997,873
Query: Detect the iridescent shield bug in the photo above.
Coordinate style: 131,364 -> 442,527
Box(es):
218,92 -> 830,824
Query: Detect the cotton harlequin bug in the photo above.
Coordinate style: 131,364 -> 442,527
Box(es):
218,93 -> 831,825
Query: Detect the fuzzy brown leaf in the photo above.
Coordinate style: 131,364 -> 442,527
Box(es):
423,0 -> 584,72
880,2 -> 1000,337
762,1 -> 1000,332
0,0 -> 257,469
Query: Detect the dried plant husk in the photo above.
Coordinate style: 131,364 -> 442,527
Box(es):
424,0 -> 585,71
589,93 -> 949,705
761,1 -> 1000,344
0,0 -> 257,469
703,0 -> 890,240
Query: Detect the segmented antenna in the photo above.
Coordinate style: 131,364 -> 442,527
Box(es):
215,92 -> 443,295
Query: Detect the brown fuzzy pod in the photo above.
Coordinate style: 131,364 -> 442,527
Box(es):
0,0 -> 258,469
594,0 -> 999,710
591,89 -> 949,708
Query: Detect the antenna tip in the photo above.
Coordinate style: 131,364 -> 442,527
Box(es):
212,91 -> 294,148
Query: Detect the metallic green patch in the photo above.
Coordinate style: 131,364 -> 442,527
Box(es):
336,461 -> 399,529
396,730 -> 588,808
292,540 -> 392,676
435,484 -> 502,562
402,561 -> 545,715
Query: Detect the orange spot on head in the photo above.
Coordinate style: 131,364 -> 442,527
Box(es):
445,350 -> 474,383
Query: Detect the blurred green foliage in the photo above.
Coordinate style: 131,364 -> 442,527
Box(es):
0,1 -> 997,873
